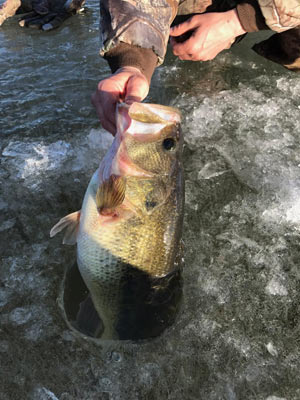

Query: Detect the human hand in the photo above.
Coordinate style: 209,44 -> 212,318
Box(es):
91,66 -> 149,135
0,0 -> 84,30
169,10 -> 246,61
0,0 -> 21,26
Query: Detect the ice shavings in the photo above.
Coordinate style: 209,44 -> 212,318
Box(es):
179,77 -> 300,236
262,189 -> 300,229
265,277 -> 288,296
266,342 -> 278,357
198,275 -> 229,305
266,397 -> 287,400
6,304 -> 53,341
32,387 -> 59,400
9,306 -> 36,325
276,76 -> 300,99
286,198 -> 300,225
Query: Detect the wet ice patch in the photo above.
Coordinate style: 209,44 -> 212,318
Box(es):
2,140 -> 72,182
0,287 -> 11,308
1,131 -> 112,188
0,340 -> 9,353
24,317 -> 54,341
0,218 -> 16,232
139,363 -> 161,386
9,306 -> 35,325
7,305 -> 53,341
0,198 -> 8,210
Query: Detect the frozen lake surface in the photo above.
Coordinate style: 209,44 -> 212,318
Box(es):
1,2 -> 300,399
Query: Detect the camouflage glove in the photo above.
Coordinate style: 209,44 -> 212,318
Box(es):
0,0 -> 85,30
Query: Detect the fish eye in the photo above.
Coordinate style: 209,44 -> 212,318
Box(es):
163,138 -> 176,151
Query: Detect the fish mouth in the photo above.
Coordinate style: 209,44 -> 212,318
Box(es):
99,103 -> 160,182
109,102 -> 181,179
119,102 -> 181,142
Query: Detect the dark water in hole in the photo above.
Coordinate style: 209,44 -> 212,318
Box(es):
62,262 -> 182,341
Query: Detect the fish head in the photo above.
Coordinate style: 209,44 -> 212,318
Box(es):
96,102 -> 182,217
116,102 -> 182,178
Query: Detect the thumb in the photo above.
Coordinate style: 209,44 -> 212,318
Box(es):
125,74 -> 149,105
170,17 -> 199,37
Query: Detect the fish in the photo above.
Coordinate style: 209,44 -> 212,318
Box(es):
50,102 -> 184,339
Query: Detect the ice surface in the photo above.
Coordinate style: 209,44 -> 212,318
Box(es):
1,21 -> 300,400
265,277 -> 288,296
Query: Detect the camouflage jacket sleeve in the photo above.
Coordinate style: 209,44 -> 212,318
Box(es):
99,0 -> 179,65
258,0 -> 300,32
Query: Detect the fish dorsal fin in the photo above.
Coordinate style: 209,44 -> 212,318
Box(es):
96,175 -> 126,215
50,211 -> 81,245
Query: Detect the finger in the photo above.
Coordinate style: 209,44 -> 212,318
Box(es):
170,35 -> 196,57
169,16 -> 201,37
91,92 -> 117,135
98,109 -> 116,135
0,0 -> 21,25
172,41 -> 190,57
125,75 -> 149,104
178,54 -> 194,61
95,103 -> 116,135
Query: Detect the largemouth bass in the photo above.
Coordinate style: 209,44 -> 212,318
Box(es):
51,102 -> 184,340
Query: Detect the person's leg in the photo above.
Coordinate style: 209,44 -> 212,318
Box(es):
253,28 -> 300,72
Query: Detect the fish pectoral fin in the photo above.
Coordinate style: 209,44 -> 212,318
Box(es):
96,175 -> 126,216
50,210 -> 81,245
